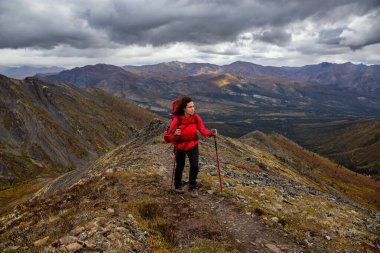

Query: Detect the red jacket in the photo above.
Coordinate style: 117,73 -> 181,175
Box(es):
165,114 -> 211,150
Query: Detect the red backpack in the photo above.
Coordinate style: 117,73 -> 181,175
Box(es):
164,97 -> 198,144
171,96 -> 183,119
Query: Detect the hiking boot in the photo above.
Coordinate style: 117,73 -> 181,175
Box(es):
174,187 -> 185,194
189,189 -> 198,198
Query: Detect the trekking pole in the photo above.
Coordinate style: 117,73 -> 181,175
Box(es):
213,136 -> 223,192
171,146 -> 177,190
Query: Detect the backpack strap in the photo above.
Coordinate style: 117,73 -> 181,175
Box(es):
194,114 -> 198,126
177,115 -> 182,129
176,114 -> 199,143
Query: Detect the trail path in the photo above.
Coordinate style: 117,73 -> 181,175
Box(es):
153,144 -> 307,253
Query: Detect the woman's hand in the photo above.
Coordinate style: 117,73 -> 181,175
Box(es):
210,129 -> 218,137
174,128 -> 181,136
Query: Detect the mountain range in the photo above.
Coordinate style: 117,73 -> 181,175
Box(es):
41,61 -> 380,120
124,61 -> 380,91
38,61 -> 380,177
0,66 -> 66,79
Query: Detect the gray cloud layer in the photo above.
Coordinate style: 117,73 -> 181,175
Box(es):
1,0 -> 380,69
1,0 -> 379,51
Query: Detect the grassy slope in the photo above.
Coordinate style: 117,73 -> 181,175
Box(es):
268,133 -> 380,210
288,118 -> 380,177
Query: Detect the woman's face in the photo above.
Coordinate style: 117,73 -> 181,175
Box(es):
184,101 -> 195,116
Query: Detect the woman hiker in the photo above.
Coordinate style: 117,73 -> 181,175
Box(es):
164,96 -> 217,197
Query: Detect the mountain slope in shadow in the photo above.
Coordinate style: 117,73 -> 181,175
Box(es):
0,75 -> 159,214
287,118 -> 380,179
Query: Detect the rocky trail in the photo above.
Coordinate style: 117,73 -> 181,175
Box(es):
155,145 -> 306,253
162,187 -> 306,253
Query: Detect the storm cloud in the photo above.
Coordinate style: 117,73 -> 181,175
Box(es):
0,0 -> 379,67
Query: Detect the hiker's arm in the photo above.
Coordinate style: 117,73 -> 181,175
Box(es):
196,115 -> 211,137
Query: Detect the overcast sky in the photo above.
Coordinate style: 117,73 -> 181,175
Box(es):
1,0 -> 379,68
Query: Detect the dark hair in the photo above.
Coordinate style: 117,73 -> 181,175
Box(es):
177,96 -> 192,116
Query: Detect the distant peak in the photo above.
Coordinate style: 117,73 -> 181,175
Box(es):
231,61 -> 251,65
228,61 -> 261,67
93,63 -> 122,68
168,60 -> 183,64
165,61 -> 187,66
78,64 -> 124,71
319,62 -> 333,67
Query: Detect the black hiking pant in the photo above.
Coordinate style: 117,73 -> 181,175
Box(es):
174,144 -> 199,191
